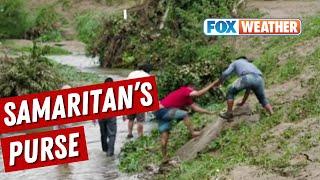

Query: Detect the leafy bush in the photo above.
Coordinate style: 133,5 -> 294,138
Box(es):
0,0 -> 31,38
31,4 -> 63,38
75,11 -> 103,44
85,0 -> 238,100
0,1 -> 65,40
38,30 -> 63,42
0,43 -> 63,97
157,58 -> 230,102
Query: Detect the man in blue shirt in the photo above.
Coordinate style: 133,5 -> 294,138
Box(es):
214,56 -> 273,119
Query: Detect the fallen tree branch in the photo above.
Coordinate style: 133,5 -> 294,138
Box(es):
175,104 -> 259,161
232,0 -> 245,17
159,5 -> 170,30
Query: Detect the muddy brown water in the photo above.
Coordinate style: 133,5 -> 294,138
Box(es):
0,53 -> 156,180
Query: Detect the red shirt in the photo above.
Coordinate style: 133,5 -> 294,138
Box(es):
160,86 -> 194,109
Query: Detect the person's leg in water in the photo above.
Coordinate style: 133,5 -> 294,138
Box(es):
137,122 -> 143,137
127,121 -> 134,138
106,118 -> 117,157
98,120 -> 108,152
126,115 -> 135,139
136,113 -> 145,138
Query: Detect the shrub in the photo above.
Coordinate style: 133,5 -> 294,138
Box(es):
87,0 -> 238,67
31,4 -> 63,37
0,0 -> 31,38
156,46 -> 232,104
0,43 -> 63,97
38,30 -> 63,42
85,0 -> 238,100
75,11 -> 103,44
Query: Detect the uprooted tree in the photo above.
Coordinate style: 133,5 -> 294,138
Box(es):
175,104 -> 260,161
88,0 -> 239,68
88,0 -> 242,101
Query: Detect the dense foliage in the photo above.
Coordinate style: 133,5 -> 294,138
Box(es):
31,4 -> 64,41
0,0 -> 63,41
0,42 -> 100,97
75,11 -> 103,44
0,0 -> 30,38
0,43 -> 62,97
89,0 -> 237,67
86,0 -> 238,99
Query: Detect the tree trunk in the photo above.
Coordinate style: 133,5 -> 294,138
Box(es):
175,104 -> 259,161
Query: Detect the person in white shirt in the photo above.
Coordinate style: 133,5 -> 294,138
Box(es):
124,63 -> 152,138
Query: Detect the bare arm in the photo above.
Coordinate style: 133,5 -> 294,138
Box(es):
190,80 -> 220,97
190,103 -> 213,114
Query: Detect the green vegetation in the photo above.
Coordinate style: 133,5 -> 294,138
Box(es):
0,0 -> 64,41
1,0 -> 320,179
119,103 -> 224,173
32,4 -> 64,40
97,0 -> 127,5
88,0 -> 238,68
45,46 -> 71,55
0,43 -> 62,97
1,40 -> 71,55
166,57 -> 320,178
254,17 -> 320,85
0,0 -> 31,38
85,0 -> 241,102
75,11 -> 103,44
118,16 -> 320,179
0,43 -> 98,97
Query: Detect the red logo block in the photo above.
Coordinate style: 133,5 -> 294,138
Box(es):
1,126 -> 88,172
0,76 -> 159,134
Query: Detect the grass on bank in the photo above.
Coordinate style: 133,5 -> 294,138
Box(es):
119,103 -> 225,173
52,60 -> 100,86
1,40 -> 71,55
118,16 -> 320,179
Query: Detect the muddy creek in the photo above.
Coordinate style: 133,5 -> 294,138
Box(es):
0,51 -> 155,180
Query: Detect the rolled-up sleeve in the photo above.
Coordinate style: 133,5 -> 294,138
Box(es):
219,62 -> 235,82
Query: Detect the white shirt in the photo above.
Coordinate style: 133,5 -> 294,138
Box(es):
127,70 -> 150,79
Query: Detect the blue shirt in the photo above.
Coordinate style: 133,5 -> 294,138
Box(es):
220,59 -> 262,82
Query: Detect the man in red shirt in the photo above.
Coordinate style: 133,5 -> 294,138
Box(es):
155,81 -> 218,161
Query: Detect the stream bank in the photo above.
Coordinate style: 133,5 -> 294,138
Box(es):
0,40 -> 155,180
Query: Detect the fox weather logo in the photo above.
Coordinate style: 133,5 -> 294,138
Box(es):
204,19 -> 238,35
204,18 -> 301,36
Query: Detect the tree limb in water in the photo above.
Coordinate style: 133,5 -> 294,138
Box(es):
175,104 -> 259,161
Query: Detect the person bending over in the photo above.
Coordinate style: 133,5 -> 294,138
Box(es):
155,81 -> 217,161
214,56 -> 273,120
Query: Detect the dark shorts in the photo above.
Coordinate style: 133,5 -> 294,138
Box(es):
227,74 -> 269,107
155,108 -> 188,133
127,113 -> 145,122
